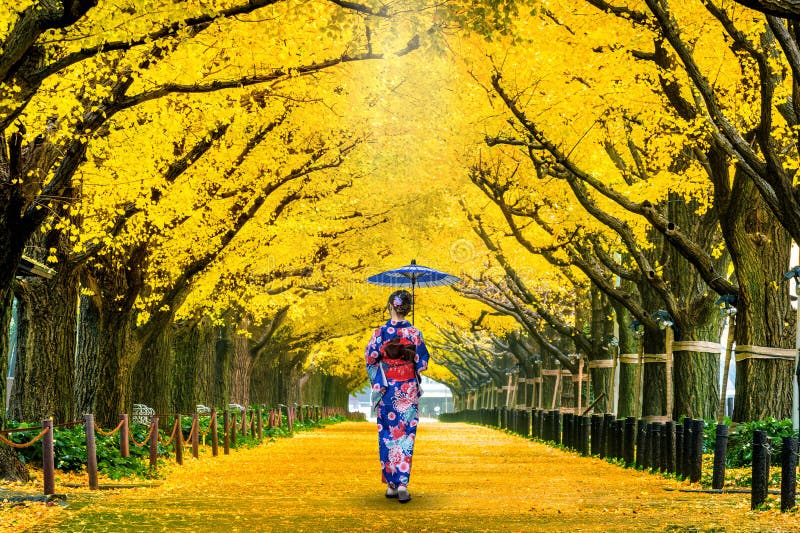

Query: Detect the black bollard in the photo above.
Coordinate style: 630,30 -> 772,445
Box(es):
781,436 -> 798,512
665,421 -> 676,473
542,411 -> 553,442
752,430 -> 769,510
652,423 -> 662,472
573,413 -> 580,449
608,419 -> 618,459
568,413 -> 575,449
712,424 -> 729,490
660,424 -> 669,472
602,414 -> 614,458
591,414 -> 603,456
642,422 -> 653,470
552,410 -> 562,445
615,420 -> 625,459
539,410 -> 546,439
581,416 -> 591,456
675,424 -> 683,477
691,419 -> 704,483
636,419 -> 646,468
624,417 -> 635,465
563,413 -> 573,448
682,421 -> 693,479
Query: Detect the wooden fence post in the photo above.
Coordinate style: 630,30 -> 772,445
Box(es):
192,413 -> 199,459
149,416 -> 159,471
84,414 -> 99,490
223,410 -> 230,455
257,408 -> 263,440
211,409 -> 219,457
120,414 -> 129,458
42,419 -> 55,496
175,416 -> 184,465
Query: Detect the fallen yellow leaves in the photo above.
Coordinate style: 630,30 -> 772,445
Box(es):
6,421 -> 800,532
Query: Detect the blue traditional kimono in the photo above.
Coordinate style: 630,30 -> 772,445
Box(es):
365,319 -> 430,488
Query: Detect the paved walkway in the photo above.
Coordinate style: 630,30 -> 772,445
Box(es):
41,421 -> 798,532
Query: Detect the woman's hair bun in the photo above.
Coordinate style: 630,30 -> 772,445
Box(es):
388,289 -> 413,316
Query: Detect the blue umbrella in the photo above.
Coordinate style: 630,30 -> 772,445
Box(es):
366,259 -> 460,323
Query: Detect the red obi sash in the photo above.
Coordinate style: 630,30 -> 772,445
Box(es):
384,359 -> 415,381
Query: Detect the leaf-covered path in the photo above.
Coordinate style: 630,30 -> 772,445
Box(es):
41,421 -> 799,532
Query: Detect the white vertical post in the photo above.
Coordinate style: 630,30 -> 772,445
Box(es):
794,277 -> 800,431
577,357 -> 583,414
634,331 -> 644,419
665,326 -> 674,420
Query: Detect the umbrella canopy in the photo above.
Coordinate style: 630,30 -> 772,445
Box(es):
366,259 -> 460,323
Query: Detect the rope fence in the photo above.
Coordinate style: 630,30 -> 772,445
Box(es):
1,404 -> 350,497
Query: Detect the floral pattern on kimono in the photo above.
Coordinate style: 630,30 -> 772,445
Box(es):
365,319 -> 430,488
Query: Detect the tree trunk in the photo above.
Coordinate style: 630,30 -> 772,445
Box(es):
617,363 -> 637,417
613,300 -> 637,417
0,445 -> 28,482
93,310 -> 139,427
588,285 -> 615,412
213,324 -> 233,408
0,289 -> 11,425
172,318 -> 216,413
132,324 -> 175,415
74,294 -> 100,416
10,269 -> 78,423
719,170 -> 793,421
665,194 -> 725,420
229,328 -> 252,406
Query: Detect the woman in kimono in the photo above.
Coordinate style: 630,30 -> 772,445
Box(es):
364,289 -> 430,503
